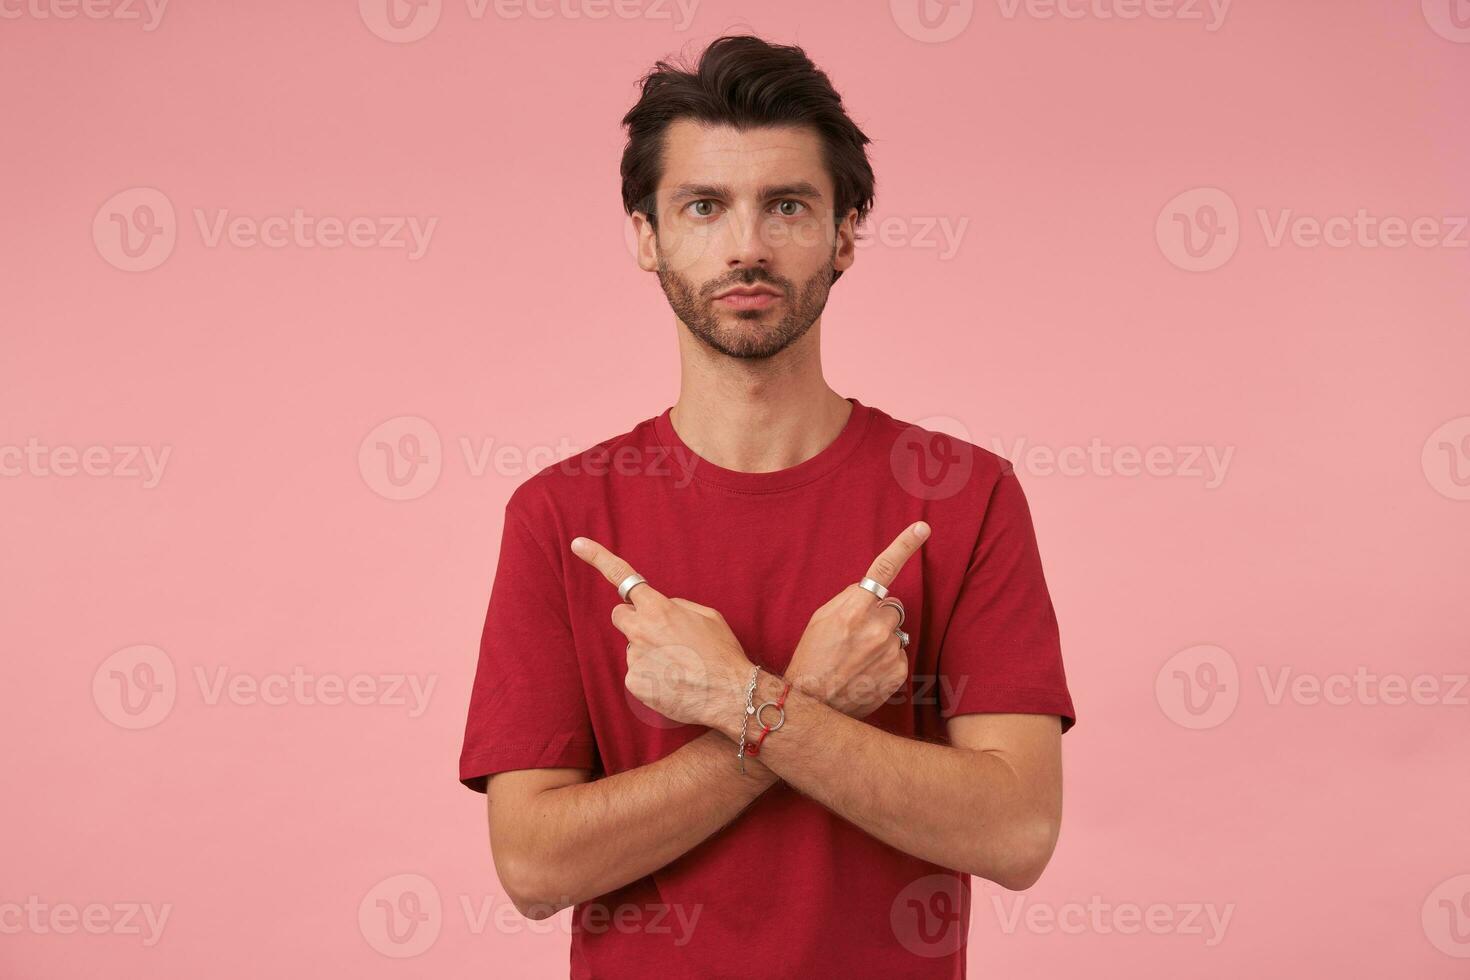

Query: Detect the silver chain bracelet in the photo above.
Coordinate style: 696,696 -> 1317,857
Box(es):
735,664 -> 761,773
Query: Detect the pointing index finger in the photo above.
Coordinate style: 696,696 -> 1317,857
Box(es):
570,536 -> 664,604
862,521 -> 931,590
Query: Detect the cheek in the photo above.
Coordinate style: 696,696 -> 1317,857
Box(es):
656,223 -> 720,279
769,216 -> 834,256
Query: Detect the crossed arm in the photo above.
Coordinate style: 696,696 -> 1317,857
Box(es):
490,714 -> 1060,919
488,525 -> 1064,922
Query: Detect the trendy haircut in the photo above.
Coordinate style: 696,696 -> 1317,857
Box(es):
619,34 -> 876,283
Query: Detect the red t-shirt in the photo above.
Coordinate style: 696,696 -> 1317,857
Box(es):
459,396 -> 1076,978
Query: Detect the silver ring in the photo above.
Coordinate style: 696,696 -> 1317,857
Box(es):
876,596 -> 905,628
857,577 -> 889,600
895,628 -> 910,648
617,573 -> 648,602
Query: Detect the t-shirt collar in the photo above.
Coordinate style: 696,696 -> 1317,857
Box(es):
652,396 -> 873,494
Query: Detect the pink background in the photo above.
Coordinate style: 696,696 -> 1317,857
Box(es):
3,0 -> 1468,976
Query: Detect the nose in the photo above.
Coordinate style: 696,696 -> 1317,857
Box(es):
724,203 -> 774,270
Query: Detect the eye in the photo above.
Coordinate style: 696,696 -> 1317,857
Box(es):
774,200 -> 806,217
687,200 -> 720,218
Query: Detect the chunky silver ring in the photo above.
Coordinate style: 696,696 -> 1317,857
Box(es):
895,628 -> 910,649
876,596 -> 906,628
617,573 -> 648,602
857,577 -> 889,600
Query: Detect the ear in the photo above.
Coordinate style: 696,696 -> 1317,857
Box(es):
832,207 -> 859,277
632,210 -> 659,272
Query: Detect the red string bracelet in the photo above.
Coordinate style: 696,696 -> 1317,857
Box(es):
744,681 -> 792,757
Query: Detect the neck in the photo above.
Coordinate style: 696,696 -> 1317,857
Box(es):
669,318 -> 852,473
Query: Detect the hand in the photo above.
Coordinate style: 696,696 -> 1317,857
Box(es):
785,522 -> 930,719
570,537 -> 753,730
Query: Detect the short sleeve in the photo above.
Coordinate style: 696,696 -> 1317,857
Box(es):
459,499 -> 599,792
937,465 -> 1077,733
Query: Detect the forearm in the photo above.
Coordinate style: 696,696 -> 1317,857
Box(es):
504,730 -> 780,916
719,672 -> 1050,888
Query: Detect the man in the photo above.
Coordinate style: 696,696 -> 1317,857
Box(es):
459,33 -> 1077,979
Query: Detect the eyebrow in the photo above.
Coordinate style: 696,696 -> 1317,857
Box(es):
667,181 -> 825,204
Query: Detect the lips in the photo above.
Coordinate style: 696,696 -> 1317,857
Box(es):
715,289 -> 780,310
713,284 -> 782,311
714,285 -> 781,300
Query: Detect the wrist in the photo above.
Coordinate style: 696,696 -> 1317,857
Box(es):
750,669 -> 790,708
741,670 -> 796,762
711,660 -> 760,740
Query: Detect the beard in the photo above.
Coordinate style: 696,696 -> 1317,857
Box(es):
655,246 -> 835,360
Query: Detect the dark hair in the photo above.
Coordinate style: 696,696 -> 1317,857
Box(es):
619,34 -> 876,282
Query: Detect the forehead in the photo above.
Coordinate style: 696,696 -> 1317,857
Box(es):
659,119 -> 828,194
